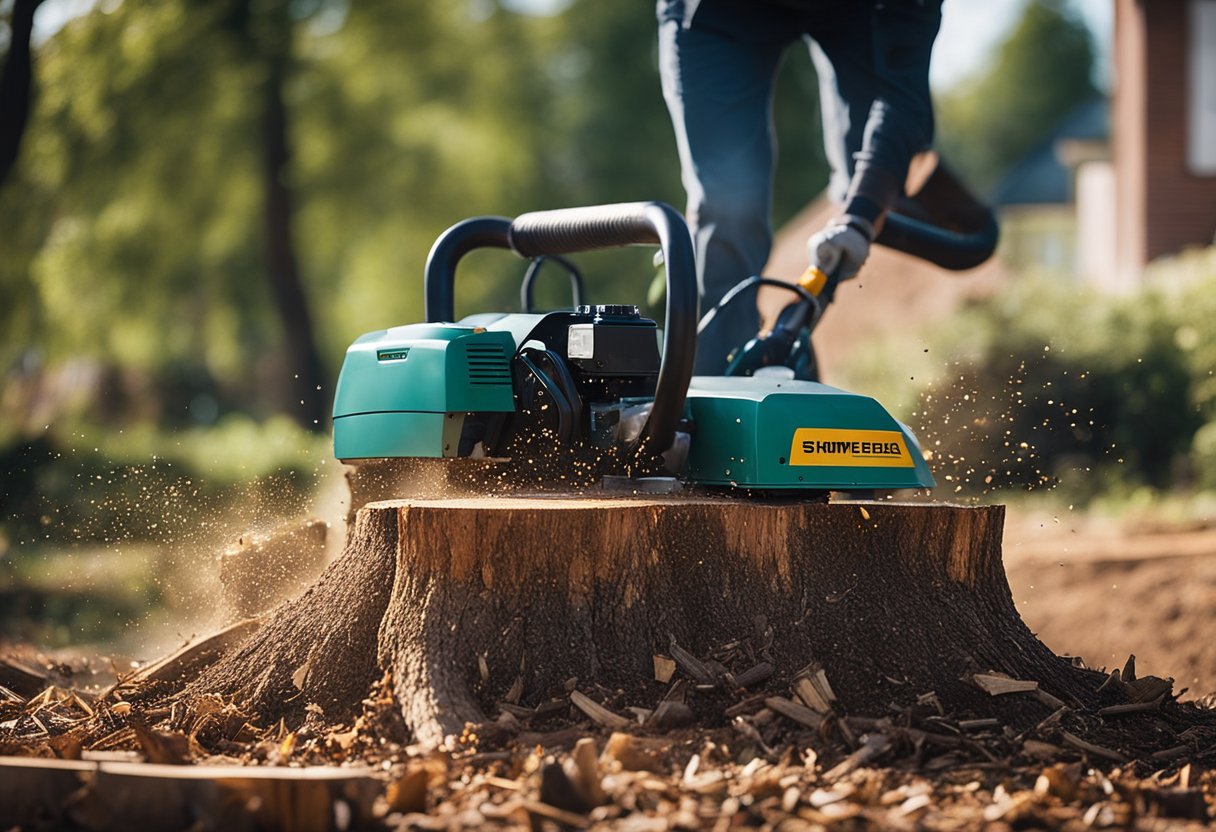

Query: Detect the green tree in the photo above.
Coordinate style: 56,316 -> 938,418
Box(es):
936,0 -> 1098,194
0,0 -> 48,188
1,0 -> 830,440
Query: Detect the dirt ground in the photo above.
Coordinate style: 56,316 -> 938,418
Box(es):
1003,506 -> 1216,700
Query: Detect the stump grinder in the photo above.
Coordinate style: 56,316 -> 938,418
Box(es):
332,200 -> 993,496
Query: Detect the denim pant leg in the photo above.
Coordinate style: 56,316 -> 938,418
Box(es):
658,18 -> 789,375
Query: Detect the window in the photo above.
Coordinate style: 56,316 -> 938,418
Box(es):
1189,0 -> 1216,174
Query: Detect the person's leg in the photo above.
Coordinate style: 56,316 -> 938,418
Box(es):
658,14 -> 791,374
807,3 -> 942,212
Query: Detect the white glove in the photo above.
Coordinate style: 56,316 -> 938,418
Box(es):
807,216 -> 874,282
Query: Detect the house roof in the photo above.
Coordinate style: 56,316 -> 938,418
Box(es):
990,96 -> 1110,206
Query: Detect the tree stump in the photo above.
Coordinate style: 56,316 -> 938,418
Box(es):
182,496 -> 1121,747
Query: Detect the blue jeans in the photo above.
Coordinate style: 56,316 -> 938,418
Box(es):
658,0 -> 941,373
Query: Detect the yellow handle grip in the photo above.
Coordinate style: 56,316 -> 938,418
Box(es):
798,266 -> 829,297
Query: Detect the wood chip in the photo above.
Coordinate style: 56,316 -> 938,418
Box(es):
504,675 -> 524,705
1035,705 -> 1070,732
601,732 -> 668,773
765,696 -> 824,730
1097,695 -> 1165,717
569,691 -> 632,730
793,676 -> 832,713
385,766 -> 429,813
129,717 -> 191,765
824,734 -> 890,781
1022,740 -> 1063,760
571,737 -> 606,807
498,702 -> 535,719
1124,675 -> 1174,704
484,775 -> 524,791
653,655 -> 676,684
1060,731 -> 1127,763
521,799 -> 589,828
970,672 -> 1039,695
643,700 -> 694,731
845,717 -> 962,748
724,693 -> 767,718
1034,689 -> 1067,709
728,662 -> 774,689
667,639 -> 717,686
0,657 -> 51,699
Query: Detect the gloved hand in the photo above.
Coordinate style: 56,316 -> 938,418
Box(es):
807,215 -> 875,282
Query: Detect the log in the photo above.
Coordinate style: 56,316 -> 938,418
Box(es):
0,756 -> 380,831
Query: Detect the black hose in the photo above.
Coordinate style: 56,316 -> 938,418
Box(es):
697,275 -> 819,335
876,209 -> 1000,271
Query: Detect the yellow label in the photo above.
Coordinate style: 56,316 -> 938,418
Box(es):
789,428 -> 914,468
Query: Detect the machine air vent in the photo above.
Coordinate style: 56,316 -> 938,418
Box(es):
466,343 -> 511,385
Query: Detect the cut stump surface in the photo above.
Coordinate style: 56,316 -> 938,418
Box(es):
186,497 -> 1113,746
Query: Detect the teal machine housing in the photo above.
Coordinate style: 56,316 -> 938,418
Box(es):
683,376 -> 934,490
332,202 -> 937,493
332,324 -> 516,460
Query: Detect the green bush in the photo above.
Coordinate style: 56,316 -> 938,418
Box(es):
842,249 -> 1216,503
0,415 -> 333,550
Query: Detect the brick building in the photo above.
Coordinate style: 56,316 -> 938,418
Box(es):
1114,0 -> 1216,285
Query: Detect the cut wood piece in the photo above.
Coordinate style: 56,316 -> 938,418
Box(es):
971,673 -> 1040,695
174,497 -> 1124,747
0,757 -> 380,831
958,718 -> 1001,731
1061,731 -> 1128,763
0,657 -> 49,699
765,696 -> 825,730
728,662 -> 774,689
570,737 -> 607,807
824,734 -> 891,781
569,691 -> 632,731
668,639 -> 718,686
794,674 -> 832,713
652,655 -> 676,684
601,732 -> 669,772
644,700 -> 694,731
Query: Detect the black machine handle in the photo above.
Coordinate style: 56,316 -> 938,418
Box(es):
520,255 -> 586,313
425,201 -> 698,456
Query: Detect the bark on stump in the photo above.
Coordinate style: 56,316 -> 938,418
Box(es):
186,497 -> 1109,747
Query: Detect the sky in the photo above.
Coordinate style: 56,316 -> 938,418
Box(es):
33,0 -> 1114,93
932,0 -> 1112,91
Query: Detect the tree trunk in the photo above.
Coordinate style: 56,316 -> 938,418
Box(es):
182,497 -> 1124,747
0,0 -> 47,189
260,28 -> 326,432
